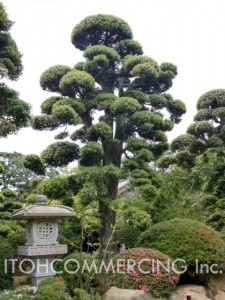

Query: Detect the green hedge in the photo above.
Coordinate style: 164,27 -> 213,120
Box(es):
139,218 -> 225,275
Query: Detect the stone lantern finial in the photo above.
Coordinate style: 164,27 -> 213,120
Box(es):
35,195 -> 48,205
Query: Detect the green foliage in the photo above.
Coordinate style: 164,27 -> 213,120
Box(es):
35,171 -> 80,205
80,142 -> 103,167
53,98 -> 85,115
151,165 -> 206,224
111,97 -> 141,115
0,162 -> 4,173
0,5 -> 30,137
1,188 -> 16,198
116,39 -> 143,58
40,65 -> 71,93
157,155 -> 176,169
0,84 -> 30,137
86,122 -> 112,142
73,288 -> 101,300
0,246 -> 13,290
34,278 -> 72,300
55,252 -> 99,296
29,14 -> 185,257
169,89 -> 225,175
0,3 -> 22,80
108,248 -> 179,298
84,45 -> 120,62
171,134 -> 195,152
23,154 -> 45,175
115,226 -> 140,249
41,96 -> 63,114
52,104 -> 80,125
0,220 -> 25,290
41,141 -> 79,166
187,121 -> 214,138
139,218 -> 225,275
123,90 -> 148,104
114,197 -> 152,248
135,184 -> 157,199
126,138 -> 149,153
94,93 -> 117,111
38,175 -> 71,200
0,3 -> 12,32
58,196 -> 100,252
103,164 -> 121,182
71,14 -> 133,50
31,114 -> 60,131
176,150 -> 194,168
59,69 -> 95,98
0,286 -> 37,299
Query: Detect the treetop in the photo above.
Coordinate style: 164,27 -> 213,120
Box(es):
71,14 -> 133,50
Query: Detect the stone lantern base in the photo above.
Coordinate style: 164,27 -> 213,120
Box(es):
31,258 -> 56,286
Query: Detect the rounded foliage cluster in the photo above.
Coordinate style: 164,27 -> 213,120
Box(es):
35,278 -> 72,300
79,142 -> 103,167
108,248 -> 179,298
71,14 -> 133,50
139,218 -> 225,274
40,65 -> 71,93
41,141 -> 79,166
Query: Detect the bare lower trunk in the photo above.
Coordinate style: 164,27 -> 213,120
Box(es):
99,200 -> 116,265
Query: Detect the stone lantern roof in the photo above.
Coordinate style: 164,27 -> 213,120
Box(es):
11,195 -> 75,220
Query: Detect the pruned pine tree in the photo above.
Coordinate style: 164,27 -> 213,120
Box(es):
24,15 -> 185,261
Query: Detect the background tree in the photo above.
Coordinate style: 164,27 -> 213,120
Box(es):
158,89 -> 225,233
0,2 -> 30,137
24,14 -> 185,260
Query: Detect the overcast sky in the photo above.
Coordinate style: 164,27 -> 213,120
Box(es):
0,0 -> 225,155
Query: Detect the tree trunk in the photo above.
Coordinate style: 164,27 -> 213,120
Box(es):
99,200 -> 116,266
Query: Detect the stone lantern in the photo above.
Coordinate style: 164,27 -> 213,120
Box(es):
11,195 -> 75,286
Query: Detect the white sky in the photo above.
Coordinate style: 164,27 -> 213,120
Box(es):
0,0 -> 225,155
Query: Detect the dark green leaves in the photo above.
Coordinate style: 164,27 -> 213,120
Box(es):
197,89 -> 225,110
84,45 -> 120,63
0,84 -> 30,137
0,3 -> 12,31
0,33 -> 23,80
23,154 -> 45,175
71,14 -> 133,50
59,70 -> 95,98
196,90 -> 225,125
0,4 -> 22,80
79,142 -> 103,167
52,105 -> 80,125
111,97 -> 140,115
41,142 -> 79,166
40,65 -> 71,93
116,39 -> 143,58
171,133 -> 195,151
32,115 -> 60,131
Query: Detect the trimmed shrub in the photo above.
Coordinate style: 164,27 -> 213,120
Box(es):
115,226 -> 141,249
139,218 -> 225,275
34,278 -> 72,300
108,248 -> 179,298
